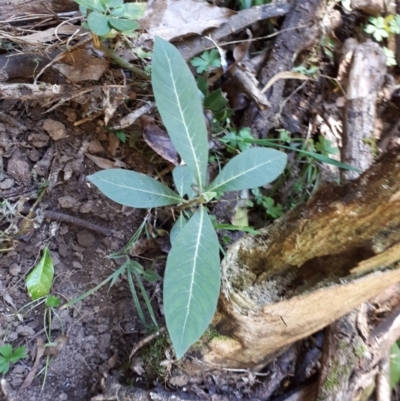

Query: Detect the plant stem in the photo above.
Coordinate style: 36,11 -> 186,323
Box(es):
99,43 -> 150,80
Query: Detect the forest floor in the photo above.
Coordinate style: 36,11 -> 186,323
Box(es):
1,0 -> 400,400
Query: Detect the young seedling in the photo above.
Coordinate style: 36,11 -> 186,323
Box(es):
0,344 -> 27,374
87,37 -> 288,358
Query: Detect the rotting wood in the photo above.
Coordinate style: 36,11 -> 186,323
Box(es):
316,310 -> 362,401
197,147 -> 400,369
341,41 -> 386,181
314,39 -> 386,401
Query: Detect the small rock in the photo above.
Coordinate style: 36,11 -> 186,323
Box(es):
7,149 -> 31,185
28,148 -> 40,162
72,261 -> 83,269
28,133 -> 49,147
58,243 -> 68,258
16,325 -> 35,337
169,375 -> 189,387
77,231 -> 95,247
87,139 -> 104,154
79,200 -> 94,214
9,263 -> 21,276
58,195 -> 78,209
59,392 -> 68,401
42,119 -> 67,141
0,178 -> 14,190
63,108 -> 77,123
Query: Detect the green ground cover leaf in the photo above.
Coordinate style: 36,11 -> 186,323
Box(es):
152,37 -> 209,192
108,17 -> 139,32
207,148 -> 287,193
164,206 -> 220,358
26,247 -> 54,300
87,11 -> 111,36
87,169 -> 183,208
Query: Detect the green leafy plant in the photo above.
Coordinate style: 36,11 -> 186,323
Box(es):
0,344 -> 27,374
252,189 -> 284,219
221,127 -> 255,152
74,0 -> 145,37
191,49 -> 221,74
72,0 -> 149,79
26,247 -> 54,300
365,14 -> 400,66
87,37 -> 288,358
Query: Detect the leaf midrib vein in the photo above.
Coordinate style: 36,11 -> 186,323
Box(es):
164,48 -> 203,191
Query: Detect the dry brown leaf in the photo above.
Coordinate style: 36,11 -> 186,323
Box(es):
85,153 -> 126,169
139,0 -> 236,41
261,71 -> 314,94
53,48 -> 109,83
143,124 -> 179,165
232,29 -> 252,64
20,338 -> 45,390
107,132 -> 120,157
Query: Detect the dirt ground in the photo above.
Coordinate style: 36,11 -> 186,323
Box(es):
0,102 -> 163,400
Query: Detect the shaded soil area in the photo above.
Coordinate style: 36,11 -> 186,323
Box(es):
0,103 -> 161,400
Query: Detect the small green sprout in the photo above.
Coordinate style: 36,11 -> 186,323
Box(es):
0,344 -> 27,374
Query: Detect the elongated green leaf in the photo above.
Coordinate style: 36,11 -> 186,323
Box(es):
26,247 -> 54,300
173,165 -> 197,198
87,169 -> 183,208
164,206 -> 220,359
170,214 -> 188,244
207,148 -> 287,193
152,37 -> 209,192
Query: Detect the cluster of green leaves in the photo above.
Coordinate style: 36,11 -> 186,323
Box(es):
0,344 -> 27,374
74,0 -> 146,37
88,37 -> 288,358
221,127 -> 254,152
251,188 -> 284,219
191,49 -> 221,74
365,14 -> 400,66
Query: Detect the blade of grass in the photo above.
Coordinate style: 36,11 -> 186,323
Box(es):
135,273 -> 158,328
127,270 -> 146,327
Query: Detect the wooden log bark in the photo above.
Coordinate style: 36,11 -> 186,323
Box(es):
199,148 -> 400,369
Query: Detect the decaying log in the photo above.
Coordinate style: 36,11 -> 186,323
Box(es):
316,310 -> 362,401
314,40 -> 386,401
341,41 -> 386,181
0,0 -> 77,21
199,148 -> 400,369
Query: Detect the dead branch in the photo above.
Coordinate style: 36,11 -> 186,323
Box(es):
244,0 -> 325,136
175,3 -> 292,61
